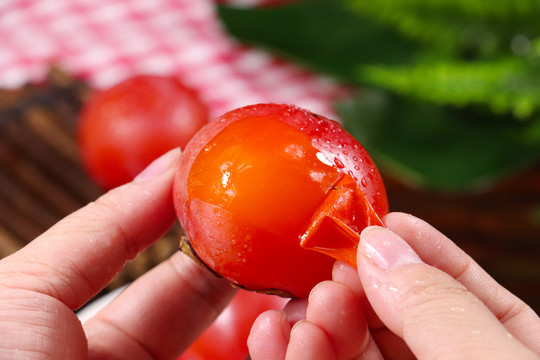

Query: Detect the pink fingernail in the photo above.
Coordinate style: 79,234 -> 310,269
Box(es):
134,148 -> 180,182
359,226 -> 423,271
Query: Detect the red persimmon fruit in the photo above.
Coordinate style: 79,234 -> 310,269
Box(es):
173,103 -> 388,298
178,289 -> 287,360
78,75 -> 209,189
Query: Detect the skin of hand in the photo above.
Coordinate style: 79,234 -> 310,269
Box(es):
248,212 -> 540,360
0,148 -> 236,360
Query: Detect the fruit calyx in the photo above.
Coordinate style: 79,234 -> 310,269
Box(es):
300,174 -> 385,267
179,235 -> 296,298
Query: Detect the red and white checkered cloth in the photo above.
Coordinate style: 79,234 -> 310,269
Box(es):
0,0 -> 346,119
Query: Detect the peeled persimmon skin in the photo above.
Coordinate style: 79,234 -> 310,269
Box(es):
173,104 -> 388,298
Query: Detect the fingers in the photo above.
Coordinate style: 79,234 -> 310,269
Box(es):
250,213 -> 540,360
84,251 -> 236,359
332,261 -> 382,328
286,321 -> 336,360
248,310 -> 291,360
249,281 -> 381,360
305,281 -> 371,360
384,212 -> 540,354
356,225 -> 539,359
332,262 -> 414,360
0,148 -> 180,310
0,288 -> 88,359
283,298 -> 308,325
249,312 -> 337,360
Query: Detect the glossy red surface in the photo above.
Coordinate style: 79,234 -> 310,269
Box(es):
179,290 -> 287,360
174,104 -> 388,297
78,75 -> 209,189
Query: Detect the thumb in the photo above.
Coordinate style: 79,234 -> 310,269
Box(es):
356,226 -> 537,360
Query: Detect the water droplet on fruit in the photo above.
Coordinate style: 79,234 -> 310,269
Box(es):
361,177 -> 368,187
334,158 -> 345,168
354,165 -> 360,170
316,152 -> 333,166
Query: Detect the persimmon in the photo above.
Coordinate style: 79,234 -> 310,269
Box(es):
78,75 -> 208,189
173,104 -> 388,297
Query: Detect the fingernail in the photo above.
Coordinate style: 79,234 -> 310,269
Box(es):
359,226 -> 423,271
134,148 -> 180,182
278,310 -> 292,343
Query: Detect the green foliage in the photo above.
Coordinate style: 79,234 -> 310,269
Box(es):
338,90 -> 539,191
358,58 -> 540,119
218,0 -> 540,191
218,0 -> 420,81
346,0 -> 540,55
346,0 -> 540,120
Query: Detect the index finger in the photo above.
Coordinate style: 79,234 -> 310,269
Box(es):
384,212 -> 540,354
0,148 -> 180,310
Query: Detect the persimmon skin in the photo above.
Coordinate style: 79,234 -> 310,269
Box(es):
173,104 -> 388,298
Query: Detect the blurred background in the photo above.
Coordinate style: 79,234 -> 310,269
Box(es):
0,0 -> 539,315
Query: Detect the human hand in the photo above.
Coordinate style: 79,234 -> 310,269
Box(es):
0,148 -> 236,360
248,212 -> 540,359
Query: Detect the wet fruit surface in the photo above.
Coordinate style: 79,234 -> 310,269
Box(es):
174,104 -> 388,297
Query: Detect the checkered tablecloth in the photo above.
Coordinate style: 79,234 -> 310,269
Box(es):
0,0 -> 345,119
